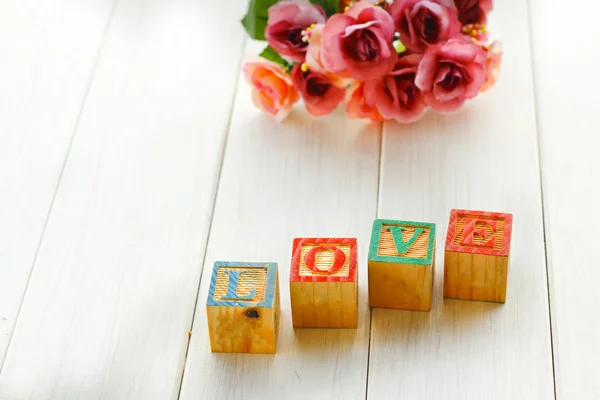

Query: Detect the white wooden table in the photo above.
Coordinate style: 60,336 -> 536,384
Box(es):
0,1 -> 596,399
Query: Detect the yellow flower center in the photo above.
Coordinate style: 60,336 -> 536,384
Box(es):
461,24 -> 487,38
301,24 -> 316,43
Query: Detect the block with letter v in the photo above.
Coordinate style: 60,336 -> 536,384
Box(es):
368,219 -> 436,311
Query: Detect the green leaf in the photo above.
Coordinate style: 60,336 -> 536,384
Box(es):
241,0 -> 279,40
259,46 -> 293,72
241,0 -> 341,40
309,0 -> 341,16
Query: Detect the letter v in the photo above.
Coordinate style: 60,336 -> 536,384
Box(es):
386,226 -> 425,255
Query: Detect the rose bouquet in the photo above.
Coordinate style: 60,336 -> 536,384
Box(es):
241,0 -> 502,123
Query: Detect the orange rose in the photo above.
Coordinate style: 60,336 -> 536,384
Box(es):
344,81 -> 383,122
243,60 -> 300,121
481,40 -> 502,92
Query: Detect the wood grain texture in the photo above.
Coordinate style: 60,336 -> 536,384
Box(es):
368,220 -> 436,311
444,251 -> 508,303
290,238 -> 358,328
207,305 -> 279,354
0,0 -> 245,398
207,263 -> 280,354
209,262 -> 276,306
444,209 -> 512,303
179,39 -> 380,400
290,281 -> 357,328
528,0 -> 600,397
446,209 -> 513,256
290,238 -> 357,282
0,0 -> 115,365
368,256 -> 434,311
367,0 -> 555,398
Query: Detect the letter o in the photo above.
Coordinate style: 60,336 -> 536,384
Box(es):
304,246 -> 346,274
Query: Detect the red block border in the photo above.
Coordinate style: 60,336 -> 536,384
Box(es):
290,238 -> 358,282
445,209 -> 513,256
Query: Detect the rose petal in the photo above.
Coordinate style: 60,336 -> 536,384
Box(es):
415,52 -> 438,90
434,81 -> 465,102
345,0 -> 374,18
305,85 -> 345,116
344,44 -> 397,80
394,101 -> 427,123
425,91 -> 464,112
268,2 -> 301,24
345,82 -> 383,121
434,65 -> 452,84
321,14 -> 356,73
291,64 -> 345,116
275,106 -> 293,122
439,39 -> 479,64
463,62 -> 486,98
266,0 -> 327,62
342,20 -> 380,38
356,4 -> 396,40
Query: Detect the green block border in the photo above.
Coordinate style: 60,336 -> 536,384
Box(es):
368,219 -> 436,265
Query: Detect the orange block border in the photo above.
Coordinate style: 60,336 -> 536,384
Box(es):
445,209 -> 513,257
290,238 -> 357,283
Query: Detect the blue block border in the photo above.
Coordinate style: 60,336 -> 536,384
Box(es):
206,261 -> 277,308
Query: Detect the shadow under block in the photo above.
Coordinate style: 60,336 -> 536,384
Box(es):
289,238 -> 358,328
206,262 -> 280,354
368,219 -> 436,311
443,209 -> 513,303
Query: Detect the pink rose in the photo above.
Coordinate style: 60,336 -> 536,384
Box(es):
344,82 -> 383,122
291,63 -> 346,116
364,54 -> 428,123
415,37 -> 486,112
389,0 -> 461,52
244,60 -> 300,121
306,24 -> 353,88
453,0 -> 492,24
320,1 -> 397,80
265,0 -> 327,63
481,40 -> 502,92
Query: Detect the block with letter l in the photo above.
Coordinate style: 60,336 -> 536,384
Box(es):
206,261 -> 280,353
444,209 -> 513,303
289,238 -> 358,328
368,219 -> 436,311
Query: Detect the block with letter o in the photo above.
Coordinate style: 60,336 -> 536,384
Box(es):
289,238 -> 358,328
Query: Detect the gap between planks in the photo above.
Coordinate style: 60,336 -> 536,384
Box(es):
524,0 -> 557,397
364,120 -> 384,400
176,35 -> 247,400
0,0 -> 120,373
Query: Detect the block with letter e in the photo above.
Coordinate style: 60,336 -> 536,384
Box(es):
444,209 -> 513,303
289,238 -> 358,328
206,261 -> 280,354
368,219 -> 436,311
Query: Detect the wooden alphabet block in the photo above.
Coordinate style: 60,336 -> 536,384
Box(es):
206,261 -> 280,353
444,209 -> 513,303
368,219 -> 436,311
289,238 -> 358,328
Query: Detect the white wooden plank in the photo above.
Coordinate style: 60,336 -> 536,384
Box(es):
179,40 -> 380,400
528,1 -> 600,398
367,0 -> 555,398
0,0 -> 114,364
0,0 -> 245,398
